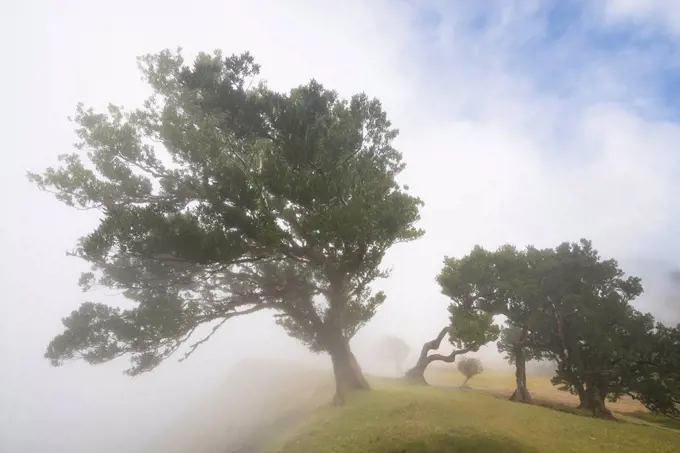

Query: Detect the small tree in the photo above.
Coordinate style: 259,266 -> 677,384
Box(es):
457,357 -> 483,387
28,49 -> 424,405
375,335 -> 410,375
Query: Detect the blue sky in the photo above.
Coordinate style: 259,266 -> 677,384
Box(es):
2,1 -> 680,452
411,0 -> 680,121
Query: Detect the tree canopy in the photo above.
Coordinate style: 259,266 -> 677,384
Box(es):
457,357 -> 483,386
28,49 -> 423,401
437,239 -> 680,418
628,323 -> 680,417
497,323 -> 544,366
496,322 -> 546,403
375,335 -> 410,374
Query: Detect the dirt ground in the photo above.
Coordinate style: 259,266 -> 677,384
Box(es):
425,366 -> 647,413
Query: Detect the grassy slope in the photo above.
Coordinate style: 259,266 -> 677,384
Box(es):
268,380 -> 680,453
425,367 -> 646,413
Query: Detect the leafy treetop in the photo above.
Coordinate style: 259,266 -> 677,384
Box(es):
29,49 -> 423,375
438,239 -> 680,418
457,356 -> 483,381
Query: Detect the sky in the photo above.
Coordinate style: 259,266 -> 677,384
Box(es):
2,0 -> 680,452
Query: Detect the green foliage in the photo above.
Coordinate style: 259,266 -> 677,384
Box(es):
434,246 -> 511,354
438,238 -> 680,418
457,357 -> 484,381
620,323 -> 680,418
531,240 -> 652,413
437,244 -> 537,336
447,305 -> 499,351
497,323 -> 543,365
30,49 -> 423,375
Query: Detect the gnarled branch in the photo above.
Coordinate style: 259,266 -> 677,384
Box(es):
403,326 -> 472,385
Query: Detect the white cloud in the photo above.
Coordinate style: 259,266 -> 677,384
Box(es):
2,1 -> 680,452
603,0 -> 680,35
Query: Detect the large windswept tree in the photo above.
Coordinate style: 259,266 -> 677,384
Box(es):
28,49 -> 423,404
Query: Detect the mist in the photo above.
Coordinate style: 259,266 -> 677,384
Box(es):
3,1 -> 680,452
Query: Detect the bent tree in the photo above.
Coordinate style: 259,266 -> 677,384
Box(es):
404,307 -> 499,384
436,245 -> 537,402
28,49 -> 423,405
403,251 -> 503,385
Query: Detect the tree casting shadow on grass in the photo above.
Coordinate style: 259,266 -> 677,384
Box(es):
395,432 -> 537,453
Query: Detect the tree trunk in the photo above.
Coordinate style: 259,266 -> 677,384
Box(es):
323,282 -> 370,406
590,398 -> 614,420
403,327 -> 470,385
574,380 -> 588,409
579,381 -> 615,420
328,337 -> 370,406
404,362 -> 429,384
509,346 -> 532,403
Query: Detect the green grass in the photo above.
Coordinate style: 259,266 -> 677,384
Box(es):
624,411 -> 680,431
266,380 -> 680,453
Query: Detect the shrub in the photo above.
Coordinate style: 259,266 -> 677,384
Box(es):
457,357 -> 483,387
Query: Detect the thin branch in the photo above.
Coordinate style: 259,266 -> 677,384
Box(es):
180,304 -> 271,362
425,347 -> 473,365
179,319 -> 227,362
416,327 -> 448,364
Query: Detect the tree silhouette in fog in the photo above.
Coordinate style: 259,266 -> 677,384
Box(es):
29,48 -> 423,405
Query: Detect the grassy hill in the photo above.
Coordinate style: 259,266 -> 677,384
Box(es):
266,379 -> 680,453
144,360 -> 678,453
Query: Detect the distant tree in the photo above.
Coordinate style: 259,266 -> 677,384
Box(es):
28,49 -> 424,405
404,306 -> 499,384
457,357 -> 483,387
375,335 -> 410,375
